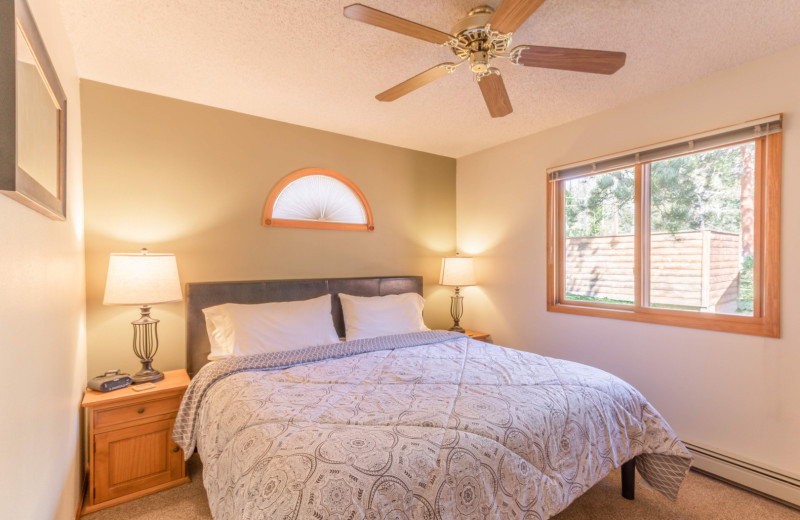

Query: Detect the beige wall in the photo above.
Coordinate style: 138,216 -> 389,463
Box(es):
457,45 -> 800,476
81,81 -> 456,378
0,0 -> 86,518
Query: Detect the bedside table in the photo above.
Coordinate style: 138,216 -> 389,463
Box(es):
464,329 -> 491,342
81,369 -> 190,514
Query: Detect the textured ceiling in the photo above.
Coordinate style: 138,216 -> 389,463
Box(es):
58,0 -> 800,158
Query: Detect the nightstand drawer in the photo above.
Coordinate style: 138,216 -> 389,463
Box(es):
94,394 -> 182,429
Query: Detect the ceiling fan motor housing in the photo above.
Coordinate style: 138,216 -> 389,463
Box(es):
450,5 -> 511,74
450,6 -> 494,37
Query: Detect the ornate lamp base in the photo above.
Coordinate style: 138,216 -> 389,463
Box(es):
130,305 -> 164,384
449,287 -> 465,332
132,359 -> 164,384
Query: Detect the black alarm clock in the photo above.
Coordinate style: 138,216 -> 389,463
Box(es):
88,369 -> 132,392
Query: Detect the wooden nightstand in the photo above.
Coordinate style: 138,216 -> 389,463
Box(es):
464,330 -> 491,342
81,369 -> 190,514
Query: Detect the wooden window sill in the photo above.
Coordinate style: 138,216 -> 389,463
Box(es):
547,302 -> 779,338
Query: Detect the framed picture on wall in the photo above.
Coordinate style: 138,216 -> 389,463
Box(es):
0,0 -> 68,220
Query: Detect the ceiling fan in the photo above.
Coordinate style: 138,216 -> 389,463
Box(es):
344,0 -> 626,118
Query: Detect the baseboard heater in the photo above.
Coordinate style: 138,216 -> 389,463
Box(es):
683,440 -> 800,509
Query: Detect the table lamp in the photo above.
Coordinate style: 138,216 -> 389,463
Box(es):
103,248 -> 182,383
439,255 -> 476,332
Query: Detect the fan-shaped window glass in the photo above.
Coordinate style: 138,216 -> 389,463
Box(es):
263,168 -> 374,231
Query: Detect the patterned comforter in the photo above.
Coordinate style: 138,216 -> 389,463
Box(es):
173,331 -> 692,520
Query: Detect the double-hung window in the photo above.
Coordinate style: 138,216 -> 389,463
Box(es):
546,116 -> 781,337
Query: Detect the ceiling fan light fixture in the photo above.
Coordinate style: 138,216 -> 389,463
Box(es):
469,50 -> 489,73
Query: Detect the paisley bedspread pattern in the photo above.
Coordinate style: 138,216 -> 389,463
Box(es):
174,331 -> 691,520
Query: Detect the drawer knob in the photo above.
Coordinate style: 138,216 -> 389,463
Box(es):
172,446 -> 180,453
137,407 -> 145,414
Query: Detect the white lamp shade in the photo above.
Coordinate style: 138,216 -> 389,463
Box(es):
103,252 -> 183,306
439,256 -> 476,287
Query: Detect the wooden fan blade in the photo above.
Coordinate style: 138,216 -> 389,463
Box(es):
344,4 -> 453,45
376,63 -> 455,102
489,0 -> 548,34
478,71 -> 513,118
516,45 -> 627,74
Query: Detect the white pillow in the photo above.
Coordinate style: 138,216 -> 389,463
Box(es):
203,294 -> 340,359
339,292 -> 429,341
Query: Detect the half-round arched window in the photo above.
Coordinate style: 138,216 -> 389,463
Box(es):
263,168 -> 374,231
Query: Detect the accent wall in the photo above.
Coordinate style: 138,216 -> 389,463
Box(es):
81,81 -> 457,378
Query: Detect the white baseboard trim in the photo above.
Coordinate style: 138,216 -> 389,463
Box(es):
683,440 -> 800,509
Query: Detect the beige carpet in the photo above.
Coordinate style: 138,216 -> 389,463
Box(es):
82,455 -> 800,519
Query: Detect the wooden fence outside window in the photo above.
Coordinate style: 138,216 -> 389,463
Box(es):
565,230 -> 740,312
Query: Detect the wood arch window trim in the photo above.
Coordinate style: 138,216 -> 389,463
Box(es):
263,168 -> 375,232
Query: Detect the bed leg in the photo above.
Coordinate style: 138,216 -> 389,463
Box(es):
621,458 -> 636,500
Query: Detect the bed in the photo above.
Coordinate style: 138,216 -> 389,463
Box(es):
174,276 -> 692,519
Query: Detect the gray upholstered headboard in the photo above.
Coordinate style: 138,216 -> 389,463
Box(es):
185,276 -> 423,377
